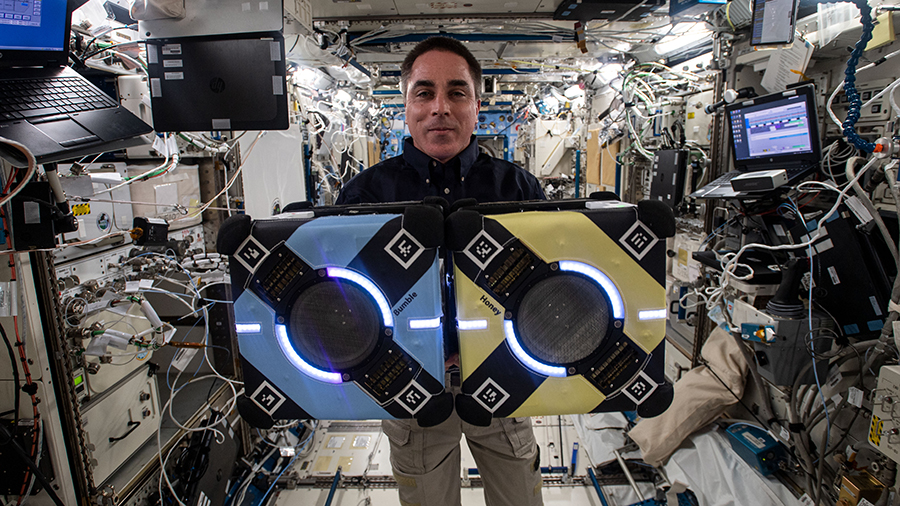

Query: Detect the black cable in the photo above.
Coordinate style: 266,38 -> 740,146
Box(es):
698,356 -> 772,429
0,322 -> 20,443
68,52 -> 86,69
0,423 -> 66,506
825,406 -> 862,455
79,24 -> 139,60
206,377 -> 221,404
557,415 -> 565,465
80,41 -> 143,61
671,120 -> 686,147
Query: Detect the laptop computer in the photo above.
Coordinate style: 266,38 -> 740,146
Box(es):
690,84 -> 821,199
0,0 -> 152,166
146,32 -> 288,132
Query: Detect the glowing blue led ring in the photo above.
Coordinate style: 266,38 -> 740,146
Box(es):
276,324 -> 343,384
557,261 -> 624,319
503,261 -> 625,378
325,266 -> 394,328
503,321 -> 567,377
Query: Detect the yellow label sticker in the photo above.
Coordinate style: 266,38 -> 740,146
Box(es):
870,415 -> 883,446
72,203 -> 91,216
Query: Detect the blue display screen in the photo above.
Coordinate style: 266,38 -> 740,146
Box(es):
0,0 -> 68,52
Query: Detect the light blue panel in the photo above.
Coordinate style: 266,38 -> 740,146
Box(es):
284,214 -> 398,268
234,291 -> 391,419
391,258 -> 445,382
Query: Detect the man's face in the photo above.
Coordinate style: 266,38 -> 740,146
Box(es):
405,50 -> 480,164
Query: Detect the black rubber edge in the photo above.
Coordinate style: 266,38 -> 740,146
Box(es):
217,214 -> 252,255
445,209 -> 483,251
415,392 -> 455,427
635,382 -> 674,418
403,205 -> 445,248
455,394 -> 493,427
236,395 -> 276,429
282,201 -> 314,213
588,191 -> 621,201
637,200 -> 676,238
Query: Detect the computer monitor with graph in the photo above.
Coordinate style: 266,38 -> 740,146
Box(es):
727,86 -> 819,172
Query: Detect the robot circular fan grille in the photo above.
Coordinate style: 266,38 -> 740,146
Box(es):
517,274 -> 610,364
287,280 -> 381,371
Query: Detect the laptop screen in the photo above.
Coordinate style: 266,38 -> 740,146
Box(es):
750,0 -> 799,46
0,0 -> 69,52
728,87 -> 818,167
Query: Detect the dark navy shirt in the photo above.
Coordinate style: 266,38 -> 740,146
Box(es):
335,136 -> 545,205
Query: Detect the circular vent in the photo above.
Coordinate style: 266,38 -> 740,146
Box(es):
287,280 -> 381,371
516,274 -> 610,364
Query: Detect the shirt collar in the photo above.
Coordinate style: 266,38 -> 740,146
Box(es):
402,136 -> 480,181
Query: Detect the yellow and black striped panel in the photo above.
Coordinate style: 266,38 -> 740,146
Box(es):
496,211 -> 665,353
72,203 -> 91,216
455,206 -> 668,419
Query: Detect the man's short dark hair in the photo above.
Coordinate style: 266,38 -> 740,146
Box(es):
400,36 -> 482,100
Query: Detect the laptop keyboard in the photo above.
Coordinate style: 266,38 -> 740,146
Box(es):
0,77 -> 119,122
707,171 -> 739,187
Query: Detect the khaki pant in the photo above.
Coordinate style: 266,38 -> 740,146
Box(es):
382,408 -> 544,506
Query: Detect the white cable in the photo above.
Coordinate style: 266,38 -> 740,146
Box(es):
93,141 -> 179,196
862,78 -> 900,111
825,47 -> 900,128
158,424 -> 190,506
202,305 -> 244,386
164,361 -> 239,435
101,50 -> 147,75
678,286 -> 708,309
54,230 -> 128,250
624,112 -> 653,160
720,156 -> 882,290
140,288 -> 197,314
161,373 -> 241,450
179,132 -> 232,154
891,80 -> 900,118
826,81 -> 844,129
173,131 -> 265,224
232,447 -> 278,506
845,156 -> 899,266
0,136 -> 38,207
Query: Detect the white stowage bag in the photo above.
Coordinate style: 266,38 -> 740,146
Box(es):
628,326 -> 749,466
662,427 -> 805,506
129,0 -> 185,20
